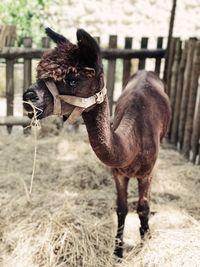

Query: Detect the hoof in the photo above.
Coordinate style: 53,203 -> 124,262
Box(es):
139,226 -> 150,239
114,238 -> 123,258
114,246 -> 123,258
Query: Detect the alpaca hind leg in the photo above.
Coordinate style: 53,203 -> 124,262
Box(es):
113,174 -> 129,258
137,174 -> 152,238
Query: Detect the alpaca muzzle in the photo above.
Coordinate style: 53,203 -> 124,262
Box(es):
45,81 -> 107,124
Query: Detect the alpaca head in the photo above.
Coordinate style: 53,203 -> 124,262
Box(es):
23,28 -> 104,121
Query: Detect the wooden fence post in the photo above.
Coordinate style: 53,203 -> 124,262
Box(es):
106,35 -> 117,115
155,37 -> 163,76
138,37 -> 148,69
6,58 -> 14,133
5,26 -> 16,133
178,39 -> 196,149
122,37 -> 132,87
166,37 -> 178,96
0,25 -> 16,49
169,38 -> 181,141
182,41 -> 200,158
191,95 -> 200,164
169,38 -> 181,111
170,41 -> 188,145
163,0 -> 177,82
198,146 -> 200,165
41,36 -> 50,48
23,37 -> 32,134
23,37 -> 32,91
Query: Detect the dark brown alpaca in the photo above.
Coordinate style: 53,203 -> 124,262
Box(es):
23,28 -> 171,258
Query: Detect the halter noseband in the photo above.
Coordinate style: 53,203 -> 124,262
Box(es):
45,80 -> 107,124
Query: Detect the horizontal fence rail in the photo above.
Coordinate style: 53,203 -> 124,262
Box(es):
0,116 -> 31,126
0,47 -> 165,60
0,47 -> 46,59
101,48 -> 165,59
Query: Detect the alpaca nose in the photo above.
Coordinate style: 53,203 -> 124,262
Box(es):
23,90 -> 38,102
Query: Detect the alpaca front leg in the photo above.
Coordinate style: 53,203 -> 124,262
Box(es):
113,174 -> 129,258
137,175 -> 152,238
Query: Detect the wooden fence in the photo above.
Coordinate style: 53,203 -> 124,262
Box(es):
0,35 -> 165,130
166,38 -> 200,164
0,25 -> 16,49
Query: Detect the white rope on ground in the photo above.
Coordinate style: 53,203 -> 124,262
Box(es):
22,101 -> 42,201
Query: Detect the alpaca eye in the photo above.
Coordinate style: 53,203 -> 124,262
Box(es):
69,80 -> 78,87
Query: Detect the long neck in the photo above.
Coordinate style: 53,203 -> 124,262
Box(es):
82,96 -> 137,168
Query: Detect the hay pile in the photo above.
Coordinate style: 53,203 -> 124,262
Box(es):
0,123 -> 115,267
120,210 -> 200,267
0,120 -> 200,266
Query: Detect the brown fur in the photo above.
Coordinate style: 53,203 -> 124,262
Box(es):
37,43 -> 96,81
82,70 -> 171,257
83,71 -> 170,176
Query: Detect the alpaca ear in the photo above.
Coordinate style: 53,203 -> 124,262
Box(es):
45,28 -> 69,44
76,29 -> 100,68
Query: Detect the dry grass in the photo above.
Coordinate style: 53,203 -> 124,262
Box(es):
0,120 -> 200,267
120,210 -> 200,267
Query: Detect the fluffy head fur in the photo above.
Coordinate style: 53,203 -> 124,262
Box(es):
36,28 -> 102,82
37,43 -> 96,81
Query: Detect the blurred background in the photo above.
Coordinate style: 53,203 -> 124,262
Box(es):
0,0 -> 199,46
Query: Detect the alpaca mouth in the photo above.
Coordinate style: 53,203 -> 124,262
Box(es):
27,111 -> 34,119
27,109 -> 43,119
23,102 -> 44,120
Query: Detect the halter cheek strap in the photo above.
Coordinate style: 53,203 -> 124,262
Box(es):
45,81 -> 62,115
44,81 -> 107,124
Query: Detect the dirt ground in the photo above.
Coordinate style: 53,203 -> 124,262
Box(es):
0,120 -> 200,267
